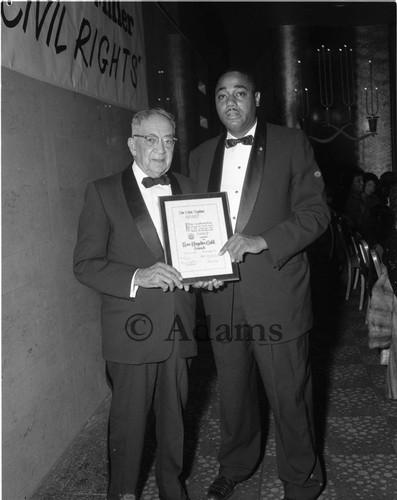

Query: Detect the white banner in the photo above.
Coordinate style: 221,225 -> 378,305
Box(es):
1,1 -> 148,110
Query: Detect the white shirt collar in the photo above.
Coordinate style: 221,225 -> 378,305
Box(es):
132,162 -> 147,183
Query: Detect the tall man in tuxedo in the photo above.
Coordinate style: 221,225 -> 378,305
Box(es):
189,69 -> 330,500
74,109 -> 199,500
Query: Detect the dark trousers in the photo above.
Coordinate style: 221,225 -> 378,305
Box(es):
211,313 -> 323,500
106,345 -> 190,500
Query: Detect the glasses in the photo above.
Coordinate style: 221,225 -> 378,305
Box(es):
132,134 -> 177,149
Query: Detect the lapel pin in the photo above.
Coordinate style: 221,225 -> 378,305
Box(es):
258,146 -> 263,152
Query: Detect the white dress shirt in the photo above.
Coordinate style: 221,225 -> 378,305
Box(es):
130,162 -> 172,297
221,122 -> 257,231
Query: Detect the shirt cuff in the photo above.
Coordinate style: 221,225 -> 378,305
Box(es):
130,269 -> 139,298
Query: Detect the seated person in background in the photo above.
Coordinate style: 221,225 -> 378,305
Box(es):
343,167 -> 365,233
364,201 -> 395,249
376,171 -> 397,206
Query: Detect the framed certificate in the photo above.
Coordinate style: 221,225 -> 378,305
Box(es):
159,192 -> 240,284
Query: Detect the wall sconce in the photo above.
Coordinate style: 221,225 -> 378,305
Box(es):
365,60 -> 379,136
295,47 -> 379,143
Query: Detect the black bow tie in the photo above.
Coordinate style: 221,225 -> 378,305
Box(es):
142,174 -> 170,188
225,135 -> 254,148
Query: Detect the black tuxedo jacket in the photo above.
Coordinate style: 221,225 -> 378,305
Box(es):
189,121 -> 330,343
73,164 -> 197,364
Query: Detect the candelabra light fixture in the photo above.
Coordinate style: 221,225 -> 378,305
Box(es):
365,60 -> 379,135
295,45 -> 379,143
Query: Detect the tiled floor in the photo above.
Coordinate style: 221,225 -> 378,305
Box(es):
30,251 -> 397,499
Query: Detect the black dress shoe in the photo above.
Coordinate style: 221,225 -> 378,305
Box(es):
207,476 -> 236,500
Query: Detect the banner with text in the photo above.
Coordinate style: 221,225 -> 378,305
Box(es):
1,1 -> 148,110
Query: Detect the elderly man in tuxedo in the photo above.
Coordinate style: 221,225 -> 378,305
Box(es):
189,68 -> 330,500
74,108 -> 204,500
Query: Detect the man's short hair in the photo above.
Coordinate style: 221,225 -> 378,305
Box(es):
341,167 -> 365,190
216,67 -> 258,93
131,108 -> 175,135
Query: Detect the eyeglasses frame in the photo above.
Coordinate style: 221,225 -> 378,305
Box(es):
132,134 -> 178,149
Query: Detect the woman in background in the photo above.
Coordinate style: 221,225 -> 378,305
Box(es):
362,172 -> 379,208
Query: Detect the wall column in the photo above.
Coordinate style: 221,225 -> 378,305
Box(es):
165,34 -> 199,175
271,25 -> 302,128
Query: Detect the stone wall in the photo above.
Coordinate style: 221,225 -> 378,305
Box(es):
2,68 -> 132,500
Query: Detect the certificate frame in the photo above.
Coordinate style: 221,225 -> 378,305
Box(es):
159,192 -> 240,284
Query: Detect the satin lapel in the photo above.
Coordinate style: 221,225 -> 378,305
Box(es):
168,172 -> 182,195
121,166 -> 164,262
207,133 -> 227,192
235,123 -> 267,233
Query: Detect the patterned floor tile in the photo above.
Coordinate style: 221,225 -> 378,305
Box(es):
326,387 -> 383,416
323,416 -> 396,454
360,346 -> 386,366
326,454 -> 397,499
257,456 -> 284,500
366,364 -> 390,391
329,345 -> 363,366
378,398 -> 397,419
326,364 -> 371,388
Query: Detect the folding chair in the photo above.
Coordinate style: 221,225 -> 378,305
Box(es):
370,248 -> 382,280
335,216 -> 360,300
